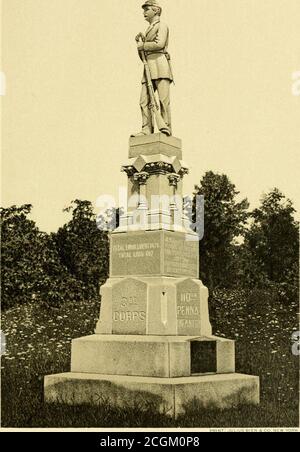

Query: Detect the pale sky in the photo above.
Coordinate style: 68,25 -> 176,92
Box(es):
1,0 -> 300,232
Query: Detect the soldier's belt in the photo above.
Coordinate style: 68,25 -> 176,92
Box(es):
145,51 -> 171,60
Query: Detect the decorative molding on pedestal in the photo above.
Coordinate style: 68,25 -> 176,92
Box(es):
122,155 -> 189,178
178,167 -> 189,177
168,173 -> 181,187
133,171 -> 150,184
121,165 -> 136,177
144,161 -> 173,175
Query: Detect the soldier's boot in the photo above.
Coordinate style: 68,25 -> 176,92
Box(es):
160,127 -> 171,136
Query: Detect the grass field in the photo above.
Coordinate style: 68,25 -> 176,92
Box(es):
1,289 -> 299,428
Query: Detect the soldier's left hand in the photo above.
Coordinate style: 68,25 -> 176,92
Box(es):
135,33 -> 145,42
137,42 -> 144,51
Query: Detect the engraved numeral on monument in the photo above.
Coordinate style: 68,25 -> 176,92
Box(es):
180,292 -> 198,303
121,296 -> 138,308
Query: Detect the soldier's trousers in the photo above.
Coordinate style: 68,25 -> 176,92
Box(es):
140,79 -> 172,134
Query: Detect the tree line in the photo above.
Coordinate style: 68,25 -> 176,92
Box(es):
1,172 -> 299,309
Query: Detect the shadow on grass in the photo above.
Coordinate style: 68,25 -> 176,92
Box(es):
2,362 -> 298,428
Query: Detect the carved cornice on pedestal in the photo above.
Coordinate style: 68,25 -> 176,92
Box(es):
178,167 -> 189,177
133,171 -> 150,185
121,154 -> 189,180
121,165 -> 137,177
168,173 -> 181,188
144,161 -> 174,175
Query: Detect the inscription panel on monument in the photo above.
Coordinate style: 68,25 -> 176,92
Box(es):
112,279 -> 147,335
163,232 -> 198,277
176,279 -> 201,335
111,232 -> 161,276
111,231 -> 198,277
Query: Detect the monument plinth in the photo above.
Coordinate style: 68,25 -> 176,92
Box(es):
44,135 -> 259,417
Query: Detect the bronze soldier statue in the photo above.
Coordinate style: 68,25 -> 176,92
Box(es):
132,0 -> 174,137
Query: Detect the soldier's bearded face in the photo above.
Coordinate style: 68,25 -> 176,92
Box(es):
143,7 -> 156,23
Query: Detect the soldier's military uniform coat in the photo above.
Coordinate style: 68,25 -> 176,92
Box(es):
142,19 -> 173,82
139,18 -> 173,135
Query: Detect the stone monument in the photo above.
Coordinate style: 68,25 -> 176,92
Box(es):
44,2 -> 259,418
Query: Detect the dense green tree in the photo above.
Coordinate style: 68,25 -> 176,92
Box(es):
243,189 -> 299,292
1,205 -> 45,308
1,205 -> 82,308
53,200 -> 109,299
193,171 -> 249,289
1,202 -> 110,309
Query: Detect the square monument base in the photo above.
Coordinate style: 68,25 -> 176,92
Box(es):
44,372 -> 260,419
70,334 -> 235,377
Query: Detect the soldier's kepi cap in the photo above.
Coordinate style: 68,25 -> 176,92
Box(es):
142,0 -> 161,8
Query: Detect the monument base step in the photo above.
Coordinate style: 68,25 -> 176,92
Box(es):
71,334 -> 235,377
44,372 -> 260,419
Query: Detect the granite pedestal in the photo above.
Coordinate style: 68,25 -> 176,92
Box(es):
44,135 -> 259,417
